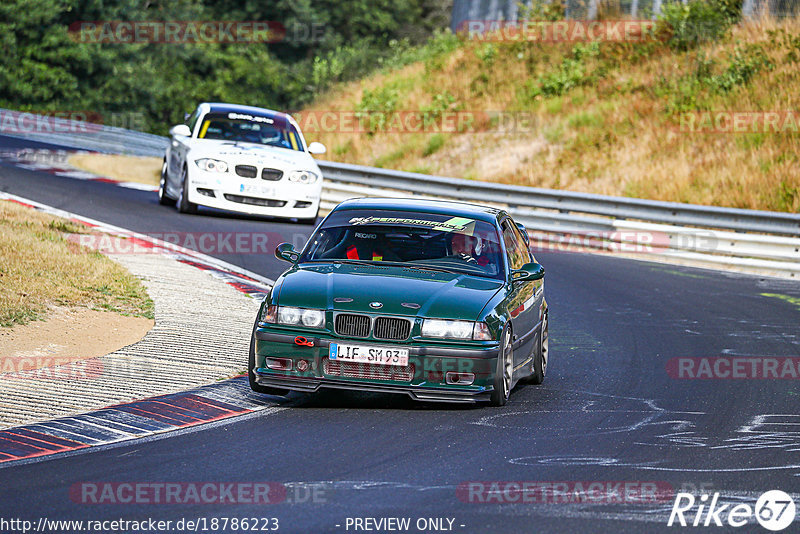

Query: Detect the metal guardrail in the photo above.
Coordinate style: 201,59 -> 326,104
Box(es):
317,160 -> 800,277
1,108 -> 798,276
0,108 -> 169,157
318,161 -> 800,237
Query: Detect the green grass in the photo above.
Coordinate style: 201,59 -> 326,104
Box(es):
422,134 -> 446,156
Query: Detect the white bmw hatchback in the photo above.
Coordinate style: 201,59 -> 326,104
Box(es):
159,102 -> 326,224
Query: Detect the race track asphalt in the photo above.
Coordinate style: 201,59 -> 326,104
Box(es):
1,134 -> 799,533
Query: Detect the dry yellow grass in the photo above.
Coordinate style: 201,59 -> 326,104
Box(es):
0,200 -> 154,328
69,153 -> 161,185
301,17 -> 800,212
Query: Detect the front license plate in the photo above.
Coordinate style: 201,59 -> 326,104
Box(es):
329,343 -> 409,366
239,184 -> 276,196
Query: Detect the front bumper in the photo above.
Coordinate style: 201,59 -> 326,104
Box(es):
253,330 -> 501,403
187,170 -> 320,218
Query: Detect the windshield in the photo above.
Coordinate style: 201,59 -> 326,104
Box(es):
300,209 -> 505,280
197,112 -> 304,151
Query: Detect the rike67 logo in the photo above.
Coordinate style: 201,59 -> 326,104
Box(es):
668,490 -> 795,531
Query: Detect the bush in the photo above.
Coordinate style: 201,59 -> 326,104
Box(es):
423,133 -> 446,156
355,86 -> 400,133
658,0 -> 738,50
712,44 -> 774,92
421,91 -> 459,120
530,42 -> 600,98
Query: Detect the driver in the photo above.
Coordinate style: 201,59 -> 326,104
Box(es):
450,232 -> 480,264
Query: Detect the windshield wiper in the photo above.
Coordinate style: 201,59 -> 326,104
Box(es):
305,259 -> 459,273
305,259 -> 377,267
378,261 -> 459,274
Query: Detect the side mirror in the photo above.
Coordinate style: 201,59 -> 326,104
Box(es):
170,124 -> 192,137
515,222 -> 530,246
275,242 -> 300,263
307,142 -> 327,155
512,262 -> 544,283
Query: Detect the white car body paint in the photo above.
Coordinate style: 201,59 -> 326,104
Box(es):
163,102 -> 324,220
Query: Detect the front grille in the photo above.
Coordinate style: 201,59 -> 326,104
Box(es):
223,194 -> 286,207
374,317 -> 411,341
334,313 -> 370,338
235,165 -> 257,178
294,201 -> 312,208
323,358 -> 414,382
261,168 -> 283,181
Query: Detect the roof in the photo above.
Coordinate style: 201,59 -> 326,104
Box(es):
332,197 -> 503,223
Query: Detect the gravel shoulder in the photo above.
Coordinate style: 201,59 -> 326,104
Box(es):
0,251 -> 262,429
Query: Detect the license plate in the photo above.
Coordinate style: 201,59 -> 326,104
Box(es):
239,184 -> 276,196
329,343 -> 409,366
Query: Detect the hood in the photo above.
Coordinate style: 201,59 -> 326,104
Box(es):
276,263 -> 504,321
187,139 -> 317,169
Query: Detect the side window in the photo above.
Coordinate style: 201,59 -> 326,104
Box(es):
510,222 -> 533,264
501,221 -> 526,271
186,108 -> 201,135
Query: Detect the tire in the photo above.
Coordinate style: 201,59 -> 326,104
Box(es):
490,327 -> 513,406
177,166 -> 198,214
298,207 -> 320,226
248,320 -> 289,397
528,311 -> 548,385
158,160 -> 176,206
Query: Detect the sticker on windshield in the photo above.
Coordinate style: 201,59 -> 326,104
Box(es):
348,216 -> 476,234
227,112 -> 274,124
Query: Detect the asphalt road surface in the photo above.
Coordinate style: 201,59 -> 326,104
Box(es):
1,134 -> 799,533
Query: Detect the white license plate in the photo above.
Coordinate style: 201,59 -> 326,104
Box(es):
239,184 -> 276,196
329,343 -> 409,366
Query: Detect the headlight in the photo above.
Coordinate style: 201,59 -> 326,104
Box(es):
422,319 -> 493,340
301,308 -> 325,327
276,306 -> 325,328
195,158 -> 228,173
287,170 -> 319,184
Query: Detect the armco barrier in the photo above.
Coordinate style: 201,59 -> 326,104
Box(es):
318,169 -> 800,276
2,108 -> 798,276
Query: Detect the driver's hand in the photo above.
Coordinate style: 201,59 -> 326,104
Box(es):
457,252 -> 477,264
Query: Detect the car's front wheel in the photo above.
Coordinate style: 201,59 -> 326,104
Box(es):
490,327 -> 513,406
248,321 -> 289,397
176,166 -> 198,214
158,160 -> 176,206
297,207 -> 320,226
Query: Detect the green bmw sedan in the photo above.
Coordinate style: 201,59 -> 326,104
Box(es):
249,198 -> 548,406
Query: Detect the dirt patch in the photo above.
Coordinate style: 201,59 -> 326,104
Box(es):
68,153 -> 161,185
0,306 -> 153,373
